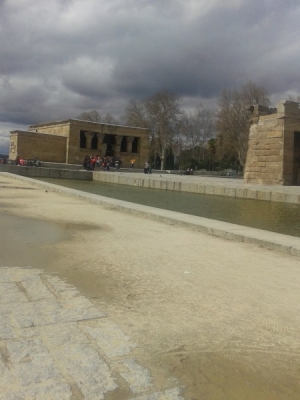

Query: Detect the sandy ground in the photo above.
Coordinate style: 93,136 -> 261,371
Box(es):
1,175 -> 300,399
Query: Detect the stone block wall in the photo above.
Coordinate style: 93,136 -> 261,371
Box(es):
10,119 -> 150,168
244,101 -> 300,185
9,131 -> 67,163
244,115 -> 284,184
65,120 -> 150,167
28,122 -> 70,137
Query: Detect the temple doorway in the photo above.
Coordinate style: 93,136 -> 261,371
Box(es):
293,132 -> 300,185
104,134 -> 115,157
105,144 -> 114,157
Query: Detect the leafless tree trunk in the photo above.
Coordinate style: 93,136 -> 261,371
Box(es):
76,109 -> 102,122
76,110 -> 119,124
123,90 -> 181,170
217,81 -> 270,168
180,104 -> 215,159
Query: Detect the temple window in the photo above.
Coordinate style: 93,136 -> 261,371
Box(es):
80,130 -> 86,148
120,136 -> 127,152
91,133 -> 98,149
132,137 -> 139,153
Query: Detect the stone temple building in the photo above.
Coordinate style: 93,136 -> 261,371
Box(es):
9,119 -> 150,168
244,100 -> 300,185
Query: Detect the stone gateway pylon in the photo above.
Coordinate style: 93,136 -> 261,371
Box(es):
244,100 -> 300,185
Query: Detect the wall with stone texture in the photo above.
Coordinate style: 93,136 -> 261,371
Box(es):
9,131 -> 67,163
28,123 -> 70,137
27,120 -> 150,167
244,100 -> 300,185
244,114 -> 284,185
280,101 -> 300,185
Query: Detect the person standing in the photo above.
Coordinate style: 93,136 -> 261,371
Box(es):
83,155 -> 89,170
130,158 -> 136,168
144,161 -> 149,174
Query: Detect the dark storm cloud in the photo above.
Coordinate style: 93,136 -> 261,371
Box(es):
1,0 -> 300,151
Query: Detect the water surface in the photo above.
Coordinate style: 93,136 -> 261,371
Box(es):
37,178 -> 300,238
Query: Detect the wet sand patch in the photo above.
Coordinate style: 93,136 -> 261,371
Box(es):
0,211 -> 71,268
1,174 -> 300,399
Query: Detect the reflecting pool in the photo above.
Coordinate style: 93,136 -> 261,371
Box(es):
37,178 -> 300,238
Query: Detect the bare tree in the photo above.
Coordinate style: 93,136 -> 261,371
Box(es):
146,90 -> 181,170
76,110 -> 119,124
123,90 -> 182,170
102,113 -> 119,124
241,80 -> 270,107
217,81 -> 270,168
180,104 -> 215,159
288,94 -> 300,102
123,100 -> 148,128
207,138 -> 217,171
76,109 -> 102,122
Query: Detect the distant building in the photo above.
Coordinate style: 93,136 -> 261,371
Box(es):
9,119 -> 150,167
244,100 -> 300,185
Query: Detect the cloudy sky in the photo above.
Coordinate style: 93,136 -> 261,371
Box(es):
1,0 -> 300,153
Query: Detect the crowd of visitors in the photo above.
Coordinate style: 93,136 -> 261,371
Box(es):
15,156 -> 41,167
184,167 -> 194,175
83,155 -> 98,170
83,155 -> 122,171
82,155 -> 155,173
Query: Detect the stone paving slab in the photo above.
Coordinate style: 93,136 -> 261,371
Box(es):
7,338 -> 63,386
83,320 -> 136,358
0,283 -> 28,304
0,382 -> 73,400
0,267 -> 184,399
120,359 -> 153,394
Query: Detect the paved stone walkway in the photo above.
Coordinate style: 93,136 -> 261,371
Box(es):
0,267 -> 184,400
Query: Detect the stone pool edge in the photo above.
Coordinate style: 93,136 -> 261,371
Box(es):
2,172 -> 300,259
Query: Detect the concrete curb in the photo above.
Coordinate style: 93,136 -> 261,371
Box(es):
2,165 -> 300,204
93,171 -> 300,204
2,172 -> 300,258
0,164 -> 92,180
